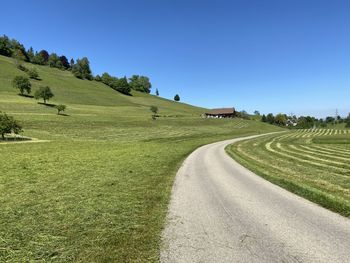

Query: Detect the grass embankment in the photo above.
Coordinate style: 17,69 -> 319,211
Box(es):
226,128 -> 350,217
0,55 -> 282,262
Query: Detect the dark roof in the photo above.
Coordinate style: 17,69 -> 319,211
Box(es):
205,107 -> 235,115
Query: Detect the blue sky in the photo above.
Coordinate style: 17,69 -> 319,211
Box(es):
1,0 -> 350,117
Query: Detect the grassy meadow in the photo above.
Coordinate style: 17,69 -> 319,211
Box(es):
0,55 -> 282,262
226,128 -> 350,217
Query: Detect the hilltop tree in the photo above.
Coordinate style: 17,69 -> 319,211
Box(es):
0,35 -> 12,56
274,113 -> 287,126
128,75 -> 152,93
0,112 -> 22,140
114,77 -> 131,95
32,51 -> 46,65
266,113 -> 275,124
27,47 -> 35,62
72,57 -> 92,80
174,94 -> 180,101
261,114 -> 267,122
70,58 -> 74,68
254,110 -> 260,116
59,55 -> 70,69
0,35 -> 28,60
12,76 -> 31,95
34,86 -> 54,104
48,53 -> 63,68
155,88 -> 159,96
38,50 -> 49,63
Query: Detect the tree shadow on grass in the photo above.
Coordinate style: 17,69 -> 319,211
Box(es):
0,136 -> 31,142
38,102 -> 56,107
19,94 -> 34,98
57,113 -> 70,117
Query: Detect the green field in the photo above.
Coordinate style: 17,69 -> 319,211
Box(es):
226,128 -> 350,217
0,55 -> 282,262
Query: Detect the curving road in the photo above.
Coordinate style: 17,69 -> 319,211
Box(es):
160,133 -> 350,263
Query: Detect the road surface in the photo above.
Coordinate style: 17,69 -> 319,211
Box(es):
160,133 -> 350,263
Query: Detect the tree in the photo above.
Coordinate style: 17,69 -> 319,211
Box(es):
150,106 -> 158,120
114,77 -> 131,95
13,49 -> 27,69
55,104 -> 66,115
32,51 -> 46,65
254,110 -> 260,116
261,114 -> 267,122
128,75 -> 152,93
71,57 -> 92,80
0,35 -> 12,56
27,47 -> 35,62
12,76 -> 31,95
38,50 -> 49,63
0,112 -> 22,140
27,68 -> 39,80
155,88 -> 159,96
59,55 -> 70,69
48,53 -> 63,68
237,110 -> 249,119
274,113 -> 287,126
94,75 -> 102,81
266,113 -> 275,124
346,113 -> 350,128
70,58 -> 74,68
34,86 -> 54,104
174,94 -> 180,101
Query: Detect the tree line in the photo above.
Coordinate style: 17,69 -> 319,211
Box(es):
0,35 -> 152,95
261,112 -> 350,128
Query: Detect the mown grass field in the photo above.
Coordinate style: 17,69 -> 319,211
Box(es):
226,128 -> 350,217
0,55 -> 282,262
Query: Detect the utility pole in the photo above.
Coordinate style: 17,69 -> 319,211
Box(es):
335,109 -> 339,126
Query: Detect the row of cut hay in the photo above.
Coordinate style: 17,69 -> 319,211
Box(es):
291,129 -> 350,139
287,144 -> 350,166
298,145 -> 350,159
264,137 -> 349,174
272,141 -> 350,173
233,136 -> 350,190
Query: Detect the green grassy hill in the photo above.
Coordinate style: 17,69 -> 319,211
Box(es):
0,55 -> 282,262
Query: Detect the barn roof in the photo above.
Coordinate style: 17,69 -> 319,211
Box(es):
206,107 -> 235,115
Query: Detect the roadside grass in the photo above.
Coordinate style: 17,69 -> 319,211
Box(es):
226,129 -> 350,217
0,55 -> 282,262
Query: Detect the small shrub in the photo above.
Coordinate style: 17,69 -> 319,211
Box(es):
27,68 -> 40,80
55,104 -> 66,115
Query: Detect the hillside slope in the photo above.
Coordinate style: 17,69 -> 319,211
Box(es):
0,54 -> 282,262
0,55 -> 204,117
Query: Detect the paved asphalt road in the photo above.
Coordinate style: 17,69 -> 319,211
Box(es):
160,133 -> 350,263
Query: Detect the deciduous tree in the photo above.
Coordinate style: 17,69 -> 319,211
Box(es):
34,86 -> 54,104
12,76 -> 31,95
0,112 -> 22,140
55,104 -> 66,115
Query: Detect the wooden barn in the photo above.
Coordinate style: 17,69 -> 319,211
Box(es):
204,107 -> 236,118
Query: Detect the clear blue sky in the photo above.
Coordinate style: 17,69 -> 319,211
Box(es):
1,0 -> 350,117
